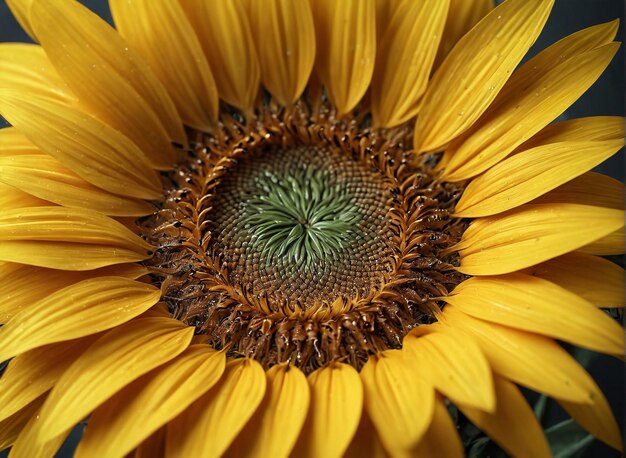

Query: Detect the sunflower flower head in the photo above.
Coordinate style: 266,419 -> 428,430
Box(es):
0,0 -> 623,457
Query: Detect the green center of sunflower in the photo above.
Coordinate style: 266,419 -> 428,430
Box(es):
139,103 -> 468,373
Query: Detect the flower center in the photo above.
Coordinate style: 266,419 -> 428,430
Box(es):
207,144 -> 394,308
138,103 -> 468,373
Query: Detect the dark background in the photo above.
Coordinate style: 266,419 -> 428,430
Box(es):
0,1 -> 623,457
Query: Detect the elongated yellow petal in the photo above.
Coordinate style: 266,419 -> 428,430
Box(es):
371,0 -> 449,127
560,388 -> 623,451
412,396 -> 463,458
0,207 -> 153,270
0,155 -> 153,217
0,396 -> 44,451
0,276 -> 160,361
441,33 -> 619,180
5,0 -> 36,40
460,375 -> 551,458
438,307 -> 604,404
403,332 -> 495,412
30,0 -> 185,167
0,263 -> 147,323
293,362 -> 363,458
0,92 -> 161,199
0,44 -> 75,104
76,345 -> 225,458
523,252 -> 624,308
446,274 -> 624,355
454,203 -> 624,275
374,0 -> 405,44
519,116 -> 625,149
247,0 -> 315,105
344,413 -> 388,458
579,228 -> 624,255
37,317 -> 193,442
434,0 -> 494,69
0,127 -> 39,155
166,358 -> 265,458
312,0 -> 376,114
532,171 -> 624,209
110,0 -> 218,130
413,0 -> 553,152
180,0 -> 260,112
360,350 -> 435,456
0,336 -> 98,423
7,404 -> 68,458
234,364 -> 310,458
455,140 -> 623,217
0,182 -> 50,210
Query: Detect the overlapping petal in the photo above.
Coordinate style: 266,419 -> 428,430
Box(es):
110,0 -> 218,130
37,317 -> 194,441
75,345 -> 225,458
30,0 -> 185,167
414,0 -> 553,152
454,203 -> 624,275
247,0 -> 316,105
166,359 -> 266,458
0,276 -> 160,361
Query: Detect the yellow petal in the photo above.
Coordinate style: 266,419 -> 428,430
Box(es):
247,0 -> 315,105
76,345 -> 225,458
0,206 -> 153,270
30,0 -> 185,167
0,182 -> 50,209
234,364 -> 310,458
532,171 -> 624,209
0,396 -> 44,451
8,406 -> 69,458
166,358 -> 266,458
0,263 -> 147,323
37,317 -> 193,442
371,0 -> 449,127
434,0 -> 494,69
438,306 -> 605,404
460,375 -> 551,458
360,350 -> 435,455
454,203 -> 624,275
0,44 -> 75,104
402,332 -> 495,412
0,127 -> 40,155
293,362 -> 363,458
312,0 -> 376,114
0,336 -> 99,422
519,116 -> 625,150
454,140 -> 623,217
413,0 -> 553,152
559,387 -> 623,451
523,252 -> 624,308
0,276 -> 161,362
0,92 -> 161,199
5,0 -> 36,41
180,0 -> 260,112
446,274 -> 624,356
579,228 -> 624,255
412,396 -> 463,458
110,0 -> 218,130
374,0 -> 405,44
440,21 -> 618,179
344,413 -> 388,458
0,155 -> 153,216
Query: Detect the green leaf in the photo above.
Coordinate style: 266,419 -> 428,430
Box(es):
546,418 -> 595,458
569,346 -> 597,368
534,393 -> 550,427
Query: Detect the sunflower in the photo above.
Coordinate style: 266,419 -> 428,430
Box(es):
0,0 -> 623,456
